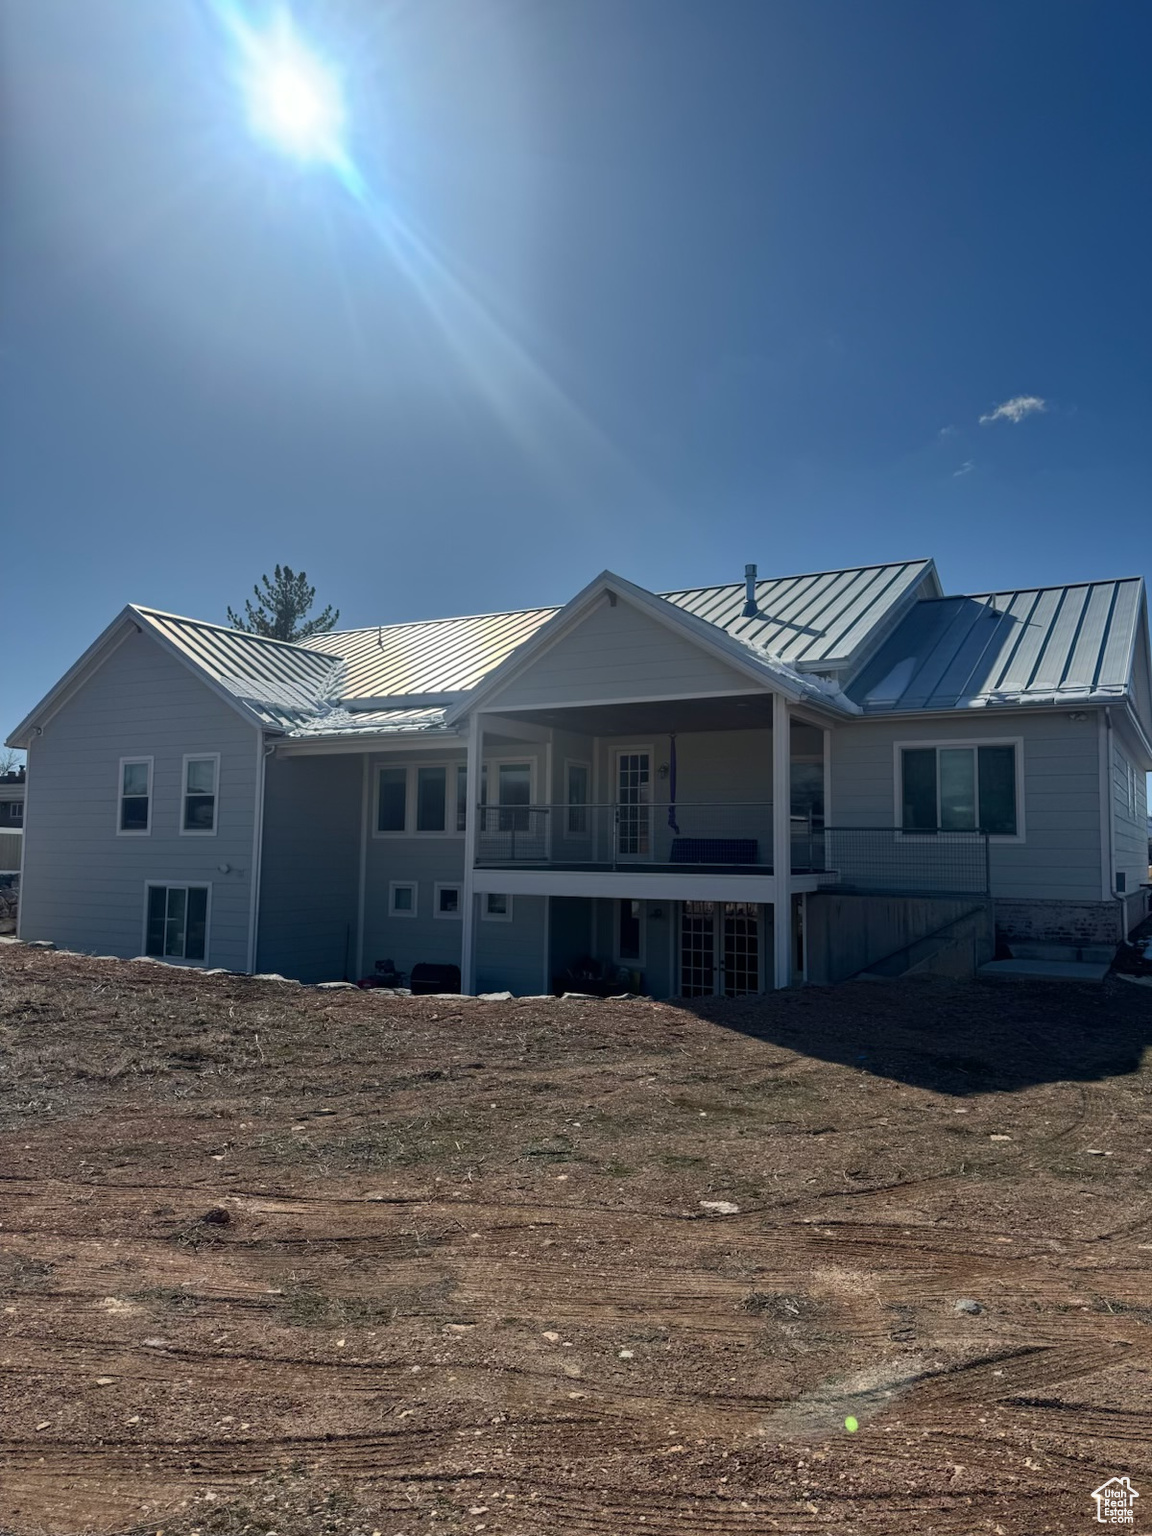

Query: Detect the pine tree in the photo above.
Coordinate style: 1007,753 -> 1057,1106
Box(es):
226,566 -> 339,642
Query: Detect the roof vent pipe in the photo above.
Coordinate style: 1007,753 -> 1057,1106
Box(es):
742,563 -> 759,618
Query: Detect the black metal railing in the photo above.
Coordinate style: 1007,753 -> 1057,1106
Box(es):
820,827 -> 991,896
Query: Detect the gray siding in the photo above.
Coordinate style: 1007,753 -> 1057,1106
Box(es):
591,897 -> 675,996
19,630 -> 258,969
362,748 -> 468,983
1112,721 -> 1150,898
486,597 -> 754,710
257,752 -> 362,983
476,894 -> 547,994
829,711 -> 1103,902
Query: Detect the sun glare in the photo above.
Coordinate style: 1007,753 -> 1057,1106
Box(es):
241,16 -> 345,163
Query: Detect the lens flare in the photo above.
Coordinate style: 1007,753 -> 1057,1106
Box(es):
235,11 -> 346,164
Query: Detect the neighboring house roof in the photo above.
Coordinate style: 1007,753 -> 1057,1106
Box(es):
664,559 -> 939,672
848,578 -> 1148,713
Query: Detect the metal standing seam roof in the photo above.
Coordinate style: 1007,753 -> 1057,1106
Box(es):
135,607 -> 346,730
305,606 -> 560,699
662,560 -> 936,668
846,579 -> 1146,711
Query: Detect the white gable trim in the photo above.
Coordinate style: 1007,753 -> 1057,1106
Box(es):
444,570 -> 822,727
6,605 -> 274,748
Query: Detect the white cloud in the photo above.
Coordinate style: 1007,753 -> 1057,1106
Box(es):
953,460 -> 975,477
938,424 -> 958,438
979,395 -> 1047,426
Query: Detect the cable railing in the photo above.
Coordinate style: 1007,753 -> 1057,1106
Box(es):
473,807 -> 991,892
474,802 -> 827,871
821,826 -> 992,896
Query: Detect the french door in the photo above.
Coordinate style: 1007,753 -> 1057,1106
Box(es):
614,749 -> 651,860
679,902 -> 763,996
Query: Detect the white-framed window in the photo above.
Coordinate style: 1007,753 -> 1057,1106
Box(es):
895,739 -> 1024,840
480,758 -> 534,832
481,892 -> 512,922
181,753 -> 219,835
1122,757 -> 1138,818
616,899 -> 644,963
6,802 -> 22,822
374,762 -> 466,836
143,882 -> 210,963
118,757 -> 153,835
434,883 -> 462,919
565,760 -> 591,835
455,766 -> 468,833
388,880 -> 418,917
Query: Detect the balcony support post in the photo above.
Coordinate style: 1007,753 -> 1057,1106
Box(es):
772,692 -> 792,988
461,711 -> 482,995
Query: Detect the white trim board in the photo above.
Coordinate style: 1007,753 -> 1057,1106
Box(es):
472,868 -> 783,903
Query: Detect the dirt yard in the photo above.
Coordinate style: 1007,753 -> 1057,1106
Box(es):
1,945 -> 1150,1536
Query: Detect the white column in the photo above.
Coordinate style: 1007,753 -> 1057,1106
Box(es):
772,692 -> 792,989
460,711 -> 482,994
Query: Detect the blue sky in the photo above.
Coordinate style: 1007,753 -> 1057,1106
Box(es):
3,0 -> 1151,750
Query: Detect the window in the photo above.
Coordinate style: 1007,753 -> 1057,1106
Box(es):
182,754 -> 219,834
416,766 -> 447,832
377,767 -> 408,833
497,762 -> 531,831
145,883 -> 208,962
434,883 -> 462,919
566,761 -> 590,835
388,881 -> 417,917
482,892 -> 512,922
6,802 -> 21,823
118,758 -> 152,835
900,743 -> 1020,836
1122,758 -> 1138,818
455,766 -> 468,833
617,899 -> 643,962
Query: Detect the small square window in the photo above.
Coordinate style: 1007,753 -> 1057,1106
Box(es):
435,883 -> 462,918
482,892 -> 512,922
389,881 -> 417,917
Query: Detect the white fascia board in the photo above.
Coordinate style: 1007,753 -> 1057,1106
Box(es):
275,729 -> 463,756
472,866 -> 783,903
6,607 -> 140,747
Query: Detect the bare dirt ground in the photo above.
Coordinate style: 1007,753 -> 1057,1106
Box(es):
1,944 -> 1151,1536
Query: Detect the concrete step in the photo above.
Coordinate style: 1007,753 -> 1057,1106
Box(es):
979,958 -> 1110,981
1008,941 -> 1115,965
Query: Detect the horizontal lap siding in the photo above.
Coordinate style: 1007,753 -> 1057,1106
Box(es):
1112,724 -> 1150,896
476,895 -> 546,995
20,631 -> 257,970
257,753 -> 362,983
489,599 -> 752,709
362,749 -> 469,983
830,712 -> 1103,901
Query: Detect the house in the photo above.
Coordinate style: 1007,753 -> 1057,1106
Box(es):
0,766 -> 25,826
0,766 -> 24,873
7,559 -> 1151,993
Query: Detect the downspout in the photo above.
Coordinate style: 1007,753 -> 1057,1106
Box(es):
246,736 -> 275,974
1104,708 -> 1126,940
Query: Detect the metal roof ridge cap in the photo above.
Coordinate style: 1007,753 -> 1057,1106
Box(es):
657,556 -> 934,599
132,605 -> 345,659
312,603 -> 563,639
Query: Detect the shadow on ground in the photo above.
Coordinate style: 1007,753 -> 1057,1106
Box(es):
674,972 -> 1152,1096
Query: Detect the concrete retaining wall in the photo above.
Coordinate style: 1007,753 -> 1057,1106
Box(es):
806,892 -> 993,984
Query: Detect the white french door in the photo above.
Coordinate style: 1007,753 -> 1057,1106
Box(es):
613,749 -> 651,861
678,901 -> 763,996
